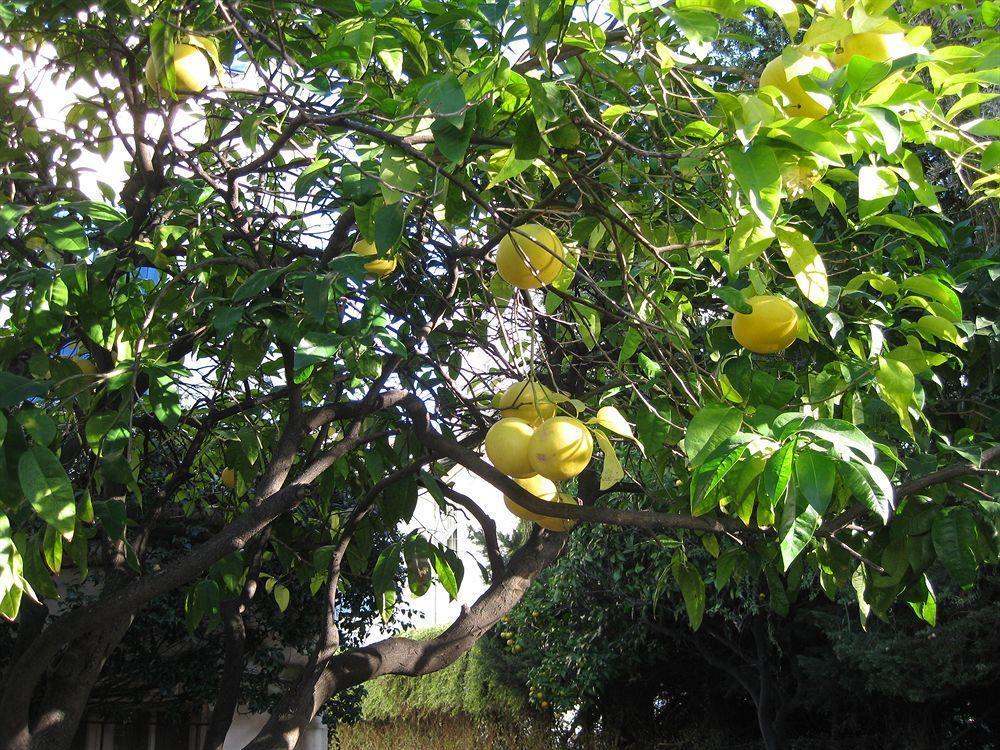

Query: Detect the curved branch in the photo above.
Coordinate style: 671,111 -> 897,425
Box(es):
243,528 -> 566,750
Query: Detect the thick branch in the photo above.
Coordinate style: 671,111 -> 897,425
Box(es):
243,528 -> 566,750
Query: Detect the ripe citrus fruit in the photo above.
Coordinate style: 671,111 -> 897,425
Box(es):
498,380 -> 560,425
504,477 -> 579,532
145,43 -> 213,94
758,51 -> 834,119
504,474 -> 557,523
485,417 -> 536,478
528,417 -> 594,482
833,32 -> 908,67
496,224 -> 565,289
352,239 -> 397,278
221,468 -> 237,489
731,295 -> 799,354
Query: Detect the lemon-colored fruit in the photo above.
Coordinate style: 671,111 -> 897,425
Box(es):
221,468 -> 237,489
833,32 -> 908,67
496,224 -> 565,289
509,489 -> 578,532
528,417 -> 594,482
504,474 -> 557,523
731,295 -> 799,354
145,43 -> 213,94
498,380 -> 560,425
758,51 -> 834,119
352,239 -> 397,279
485,417 -> 536,478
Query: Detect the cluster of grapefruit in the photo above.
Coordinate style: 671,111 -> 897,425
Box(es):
485,380 -> 594,531
759,28 -> 914,120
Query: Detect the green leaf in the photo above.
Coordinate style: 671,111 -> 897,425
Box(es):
861,107 -> 902,155
906,574 -> 936,627
794,450 -> 836,515
372,542 -> 401,598
44,221 -> 89,254
273,583 -> 290,612
838,461 -> 893,523
684,405 -> 742,468
691,443 -> 749,516
867,215 -> 946,247
726,145 -> 781,225
799,419 -> 877,463
858,165 -> 899,220
776,226 -> 829,307
43,524 -> 63,574
93,499 -> 127,541
431,118 -> 473,163
0,372 -> 49,407
150,373 -> 182,429
403,535 -> 433,597
714,286 -> 753,314
293,158 -> 331,198
294,333 -> 343,370
592,406 -> 634,440
233,268 -> 285,303
419,73 -> 466,127
931,506 -> 978,588
762,440 -> 796,510
778,488 -> 821,569
18,446 -> 76,537
432,545 -> 461,599
728,214 -> 774,275
899,275 -> 962,322
85,413 -> 130,456
571,303 -> 601,351
673,564 -> 706,630
876,357 -> 915,436
17,411 -> 56,447
374,202 -> 404,253
915,315 -> 964,348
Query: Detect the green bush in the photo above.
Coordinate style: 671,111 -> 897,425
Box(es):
359,626 -> 526,721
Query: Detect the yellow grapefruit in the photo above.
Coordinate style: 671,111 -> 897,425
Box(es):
505,480 -> 578,532
221,468 -> 236,489
731,295 -> 799,354
496,224 -> 565,289
833,32 -> 908,67
504,474 -> 557,525
498,380 -> 560,425
485,417 -> 536,478
352,239 -> 397,279
145,43 -> 213,94
528,417 -> 594,482
758,51 -> 834,119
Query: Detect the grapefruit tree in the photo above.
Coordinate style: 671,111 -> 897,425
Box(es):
0,0 -> 997,749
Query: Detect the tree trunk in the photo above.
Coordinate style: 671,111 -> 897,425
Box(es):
242,529 -> 566,750
752,616 -> 790,750
26,615 -> 133,750
201,600 -> 248,750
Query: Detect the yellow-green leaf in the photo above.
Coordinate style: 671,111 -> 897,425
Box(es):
594,430 -> 625,491
592,406 -> 633,439
777,226 -> 829,307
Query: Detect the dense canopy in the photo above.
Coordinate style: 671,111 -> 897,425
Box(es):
0,0 -> 997,748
